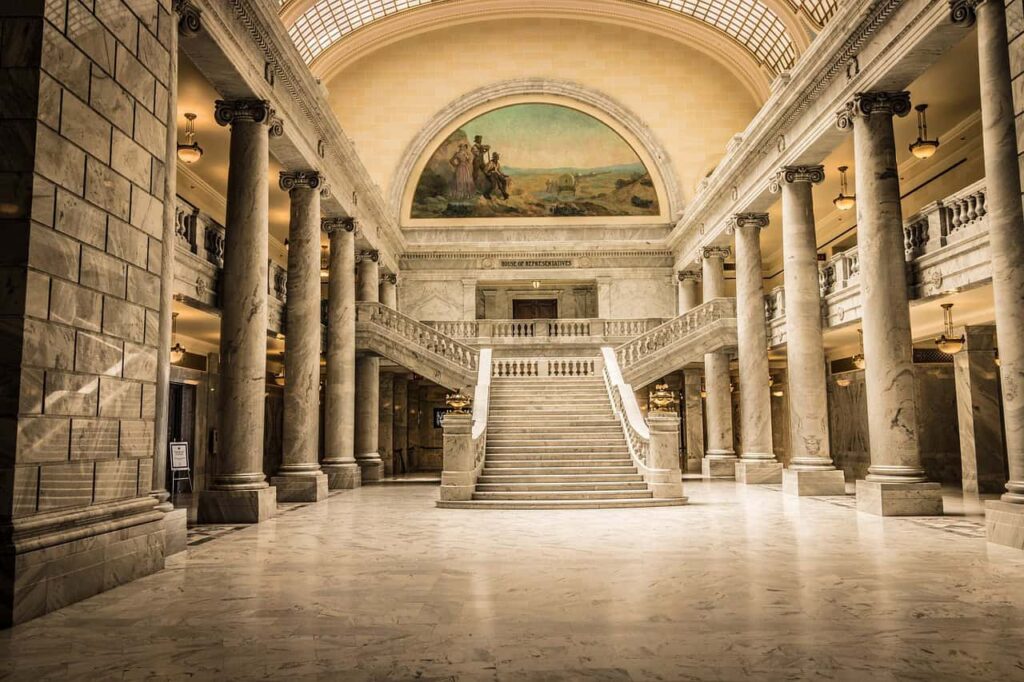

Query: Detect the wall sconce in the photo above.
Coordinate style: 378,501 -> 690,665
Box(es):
769,374 -> 783,397
273,371 -> 286,386
833,166 -> 855,211
852,328 -> 866,370
320,244 -> 329,281
176,113 -> 204,164
909,104 -> 940,160
935,303 -> 965,354
699,380 -> 707,399
169,312 -> 187,363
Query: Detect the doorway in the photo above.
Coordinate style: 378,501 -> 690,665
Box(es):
513,299 -> 558,319
167,382 -> 196,496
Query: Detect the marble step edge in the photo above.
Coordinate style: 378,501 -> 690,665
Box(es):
480,466 -> 639,475
437,498 -> 688,510
472,491 -> 653,501
483,458 -> 633,467
476,482 -> 649,492
477,473 -> 646,483
487,444 -> 628,452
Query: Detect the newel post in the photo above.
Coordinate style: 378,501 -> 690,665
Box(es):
647,412 -> 685,499
440,391 -> 475,501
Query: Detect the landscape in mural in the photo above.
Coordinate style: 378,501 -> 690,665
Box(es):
411,103 -> 660,219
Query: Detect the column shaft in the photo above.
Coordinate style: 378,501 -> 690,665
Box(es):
273,174 -> 327,502
322,220 -> 360,488
380,276 -> 398,309
701,248 -> 735,478
379,373 -> 395,477
355,254 -> 383,481
678,272 -> 700,314
393,374 -> 409,475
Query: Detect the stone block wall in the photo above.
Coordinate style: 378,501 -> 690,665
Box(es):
0,0 -> 172,626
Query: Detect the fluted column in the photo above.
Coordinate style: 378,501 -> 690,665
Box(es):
271,172 -> 328,502
837,91 -> 942,515
772,166 -> 847,496
198,99 -> 282,523
322,218 -> 360,489
731,213 -> 782,484
951,0 -> 1024,545
677,270 -> 701,315
701,246 -> 736,479
355,250 -> 383,482
380,273 -> 398,309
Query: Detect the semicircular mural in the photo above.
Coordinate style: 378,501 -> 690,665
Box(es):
410,103 -> 660,219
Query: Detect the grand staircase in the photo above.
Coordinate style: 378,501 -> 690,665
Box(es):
462,375 -> 686,509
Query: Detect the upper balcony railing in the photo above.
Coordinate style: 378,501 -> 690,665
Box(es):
423,317 -> 665,345
765,179 -> 991,345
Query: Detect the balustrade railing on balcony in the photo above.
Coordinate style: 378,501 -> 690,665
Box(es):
423,317 -> 663,343
491,356 -> 600,378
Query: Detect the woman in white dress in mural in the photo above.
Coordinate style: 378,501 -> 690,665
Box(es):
449,142 -> 476,201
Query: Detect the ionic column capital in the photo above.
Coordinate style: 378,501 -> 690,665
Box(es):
173,0 -> 201,35
950,0 -> 985,26
322,217 -> 356,235
836,91 -> 912,130
701,246 -> 731,261
357,249 -> 380,263
279,171 -> 323,192
214,99 -> 283,137
380,273 -> 398,285
729,212 -> 770,234
677,270 -> 701,283
769,165 -> 825,193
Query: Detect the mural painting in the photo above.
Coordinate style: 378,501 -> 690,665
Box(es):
411,103 -> 660,219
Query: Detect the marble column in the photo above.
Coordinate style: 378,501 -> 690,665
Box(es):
380,273 -> 398,309
677,270 -> 701,315
701,246 -> 736,478
683,369 -> 705,474
198,100 -> 281,523
321,218 -> 360,489
271,172 -> 328,502
731,213 -> 782,484
772,166 -> 847,495
379,373 -> 395,478
837,91 -> 942,515
951,0 -> 1024,546
355,250 -> 383,482
952,326 -> 1008,495
393,374 -> 409,475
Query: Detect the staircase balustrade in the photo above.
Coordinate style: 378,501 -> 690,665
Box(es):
357,302 -> 479,373
492,356 -> 601,378
615,298 -> 737,372
424,318 -> 662,344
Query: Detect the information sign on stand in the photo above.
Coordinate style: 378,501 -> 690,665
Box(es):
169,442 -> 193,494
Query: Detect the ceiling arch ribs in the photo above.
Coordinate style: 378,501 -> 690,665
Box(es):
278,0 -> 819,100
667,0 -> 971,271
180,0 -> 406,271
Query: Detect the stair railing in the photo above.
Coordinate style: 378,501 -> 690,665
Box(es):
614,298 -> 736,372
601,347 -> 686,501
438,349 -> 491,504
357,302 -> 479,374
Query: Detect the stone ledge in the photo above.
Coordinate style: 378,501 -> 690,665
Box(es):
855,480 -> 943,517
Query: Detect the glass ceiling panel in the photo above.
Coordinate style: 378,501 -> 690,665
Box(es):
282,0 -> 805,75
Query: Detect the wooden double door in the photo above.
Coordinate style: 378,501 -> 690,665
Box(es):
512,299 -> 558,319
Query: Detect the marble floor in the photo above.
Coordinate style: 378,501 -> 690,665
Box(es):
2,481 -> 1024,681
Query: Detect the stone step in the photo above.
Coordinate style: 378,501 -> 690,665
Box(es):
476,481 -> 649,492
485,458 -> 632,469
472,489 -> 653,501
485,453 -> 630,462
477,473 -> 646,483
486,437 -> 626,446
481,465 -> 638,476
487,426 -> 622,433
489,399 -> 610,406
487,418 -> 618,426
487,444 -> 628,454
437,498 -> 688,510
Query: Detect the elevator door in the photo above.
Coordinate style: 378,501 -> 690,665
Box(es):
513,299 -> 558,319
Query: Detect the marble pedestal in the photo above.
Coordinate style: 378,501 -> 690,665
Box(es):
783,469 -> 847,496
324,464 -> 361,490
271,473 -> 329,502
161,508 -> 188,556
985,501 -> 1024,549
855,480 -> 943,516
702,457 -> 737,479
735,460 -> 783,484
197,487 -> 277,523
359,460 -> 383,483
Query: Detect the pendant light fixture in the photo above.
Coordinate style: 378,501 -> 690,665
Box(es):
852,328 -> 866,370
320,244 -> 329,281
909,104 -> 940,160
935,303 -> 965,354
169,312 -> 187,364
835,375 -> 852,388
833,166 -> 855,211
176,113 -> 204,164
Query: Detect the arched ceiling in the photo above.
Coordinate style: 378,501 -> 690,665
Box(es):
278,0 -> 841,78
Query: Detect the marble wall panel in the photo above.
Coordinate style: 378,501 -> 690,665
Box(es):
399,279 -> 465,321
608,278 -> 675,319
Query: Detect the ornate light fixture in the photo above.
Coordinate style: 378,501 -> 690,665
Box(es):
273,371 -> 286,386
852,328 -> 866,370
320,244 -> 329,281
176,113 -> 204,164
935,303 -> 965,354
909,104 -> 940,160
649,383 -> 677,412
445,389 -> 471,414
833,166 -> 855,211
835,375 -> 852,388
699,379 -> 707,399
769,374 -> 783,398
169,312 -> 187,363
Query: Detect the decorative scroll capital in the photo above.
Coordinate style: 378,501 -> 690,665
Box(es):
677,270 -> 701,283
769,165 -> 825,193
214,99 -> 275,128
380,273 -> 398,285
701,246 -> 731,261
279,171 -> 323,192
322,217 -> 356,235
730,212 -> 770,233
173,0 -> 201,35
836,91 -> 912,130
357,249 -> 380,263
950,0 -> 983,26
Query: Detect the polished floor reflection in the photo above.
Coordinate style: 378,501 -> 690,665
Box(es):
2,481 -> 1023,681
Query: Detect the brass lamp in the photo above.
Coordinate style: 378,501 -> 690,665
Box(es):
935,303 -> 965,354
169,312 -> 187,363
176,113 -> 204,164
835,375 -> 852,388
909,104 -> 940,160
649,383 -> 676,412
445,389 -> 471,414
833,166 -> 855,211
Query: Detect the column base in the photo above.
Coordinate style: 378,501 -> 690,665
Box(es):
702,457 -> 737,479
855,480 -> 943,517
270,473 -> 329,503
161,507 -> 188,556
357,458 -> 384,483
197,487 -> 277,524
735,460 -> 783,484
985,501 -> 1024,550
323,463 -> 361,489
783,469 -> 847,496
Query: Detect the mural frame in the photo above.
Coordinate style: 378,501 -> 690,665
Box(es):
392,79 -> 683,226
